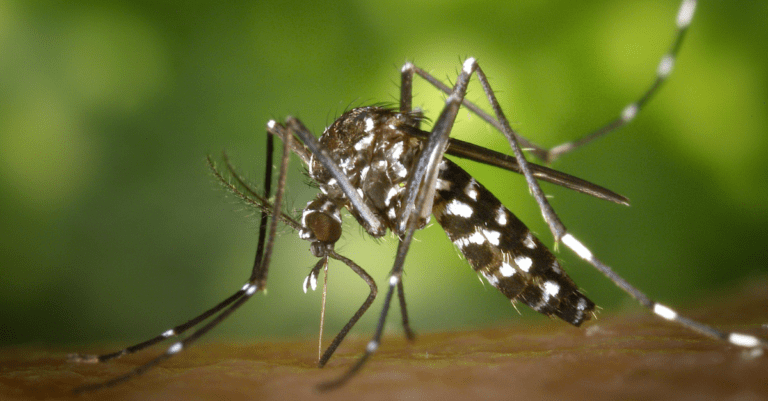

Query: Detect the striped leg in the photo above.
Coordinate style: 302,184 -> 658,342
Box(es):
464,52 -> 767,353
561,232 -> 766,352
72,127 -> 293,393
405,0 -> 699,164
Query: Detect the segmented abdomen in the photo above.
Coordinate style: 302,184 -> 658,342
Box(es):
433,158 -> 595,326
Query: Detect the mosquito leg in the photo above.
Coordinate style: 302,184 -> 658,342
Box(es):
317,251 -> 378,368
396,58 -> 477,234
73,126 -> 292,393
470,56 -> 766,353
69,132 -> 278,366
68,289 -> 249,364
318,208 -> 426,391
318,259 -> 329,362
560,232 -> 767,352
407,63 -> 539,153
397,279 -> 416,341
407,0 -> 697,164
319,58 -> 483,390
543,0 -> 698,162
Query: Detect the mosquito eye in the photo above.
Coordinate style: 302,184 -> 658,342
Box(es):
305,212 -> 342,244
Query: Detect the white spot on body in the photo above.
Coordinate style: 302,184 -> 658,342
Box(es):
267,120 -> 276,129
621,103 -> 638,123
653,303 -> 677,320
354,133 -> 374,151
577,298 -> 588,311
495,206 -> 507,226
463,57 -> 476,74
453,229 -> 487,248
389,275 -> 400,286
339,157 -> 352,171
301,208 -> 314,226
464,179 -> 478,200
677,0 -> 697,28
390,142 -> 404,160
401,62 -> 414,73
542,281 -> 560,300
384,186 -> 399,206
467,230 -> 486,245
356,188 -> 365,200
436,178 -> 452,191
445,199 -> 473,218
523,233 -> 536,249
550,260 -> 563,274
167,342 -> 183,355
387,207 -> 397,220
364,117 -> 374,133
657,55 -> 674,78
241,283 -> 250,291
482,229 -> 501,246
728,333 -> 760,348
499,262 -> 516,277
562,234 -> 593,261
514,255 -> 533,272
162,329 -> 175,338
482,271 -> 499,286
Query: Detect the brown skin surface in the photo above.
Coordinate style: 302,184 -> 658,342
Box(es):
3,281 -> 767,401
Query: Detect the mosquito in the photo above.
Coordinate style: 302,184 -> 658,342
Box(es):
70,0 -> 765,393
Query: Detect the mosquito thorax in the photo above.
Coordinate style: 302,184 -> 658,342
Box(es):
304,107 -> 424,239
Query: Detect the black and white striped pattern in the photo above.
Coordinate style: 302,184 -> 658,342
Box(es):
433,159 -> 594,326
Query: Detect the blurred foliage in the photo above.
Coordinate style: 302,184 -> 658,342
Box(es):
1,0 -> 767,348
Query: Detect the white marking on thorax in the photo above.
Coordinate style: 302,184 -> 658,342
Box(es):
354,133 -> 374,151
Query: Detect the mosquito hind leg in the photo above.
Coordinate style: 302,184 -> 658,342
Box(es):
72,123 -> 292,393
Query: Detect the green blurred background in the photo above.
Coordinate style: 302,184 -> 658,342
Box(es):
2,0 -> 767,348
